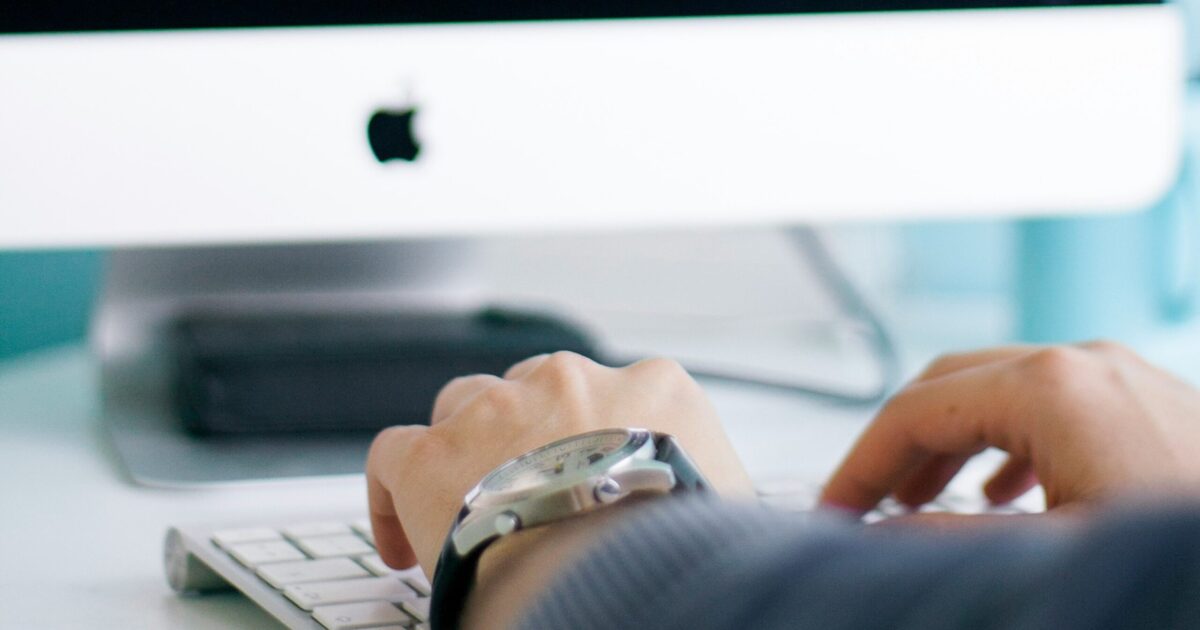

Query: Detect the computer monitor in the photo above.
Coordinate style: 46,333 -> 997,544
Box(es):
0,1 -> 1185,485
0,0 -> 1184,248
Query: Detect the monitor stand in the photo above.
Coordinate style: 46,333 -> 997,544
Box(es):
95,240 -> 480,487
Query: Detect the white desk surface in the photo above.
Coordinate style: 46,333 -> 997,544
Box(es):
0,229 -> 903,628
7,288 -> 1200,628
0,342 -> 884,629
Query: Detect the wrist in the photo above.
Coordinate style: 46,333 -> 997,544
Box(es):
461,495 -> 657,630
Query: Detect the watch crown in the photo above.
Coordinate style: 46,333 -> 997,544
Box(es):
594,477 -> 624,504
493,511 -> 521,536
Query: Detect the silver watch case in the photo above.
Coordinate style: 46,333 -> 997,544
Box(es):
450,428 -> 676,556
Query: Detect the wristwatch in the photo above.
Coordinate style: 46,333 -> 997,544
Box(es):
428,427 -> 709,630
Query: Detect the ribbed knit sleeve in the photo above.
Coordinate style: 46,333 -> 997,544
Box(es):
517,497 -> 1200,630
517,497 -> 848,630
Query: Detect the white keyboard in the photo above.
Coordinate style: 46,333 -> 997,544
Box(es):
165,517 -> 431,630
165,479 -> 1037,629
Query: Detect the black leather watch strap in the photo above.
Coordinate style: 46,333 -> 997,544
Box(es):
653,434 -> 709,493
429,505 -> 486,630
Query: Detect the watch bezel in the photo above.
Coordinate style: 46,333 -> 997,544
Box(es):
467,427 -> 651,509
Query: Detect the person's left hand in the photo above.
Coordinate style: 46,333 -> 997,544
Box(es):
366,351 -> 754,579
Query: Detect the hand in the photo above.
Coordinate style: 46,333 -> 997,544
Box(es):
366,352 -> 753,625
821,342 -> 1200,517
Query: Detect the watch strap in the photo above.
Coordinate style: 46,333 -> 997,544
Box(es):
429,504 -> 484,630
653,434 -> 709,493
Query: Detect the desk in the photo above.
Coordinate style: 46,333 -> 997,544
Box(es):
0,343 -> 880,628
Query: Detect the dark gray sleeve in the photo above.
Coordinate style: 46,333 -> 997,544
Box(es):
517,497 -> 1200,630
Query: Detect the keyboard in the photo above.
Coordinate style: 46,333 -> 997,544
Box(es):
754,478 -> 1037,522
165,517 -> 431,630
165,479 -> 1036,629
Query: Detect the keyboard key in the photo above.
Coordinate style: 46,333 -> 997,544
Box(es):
284,522 -> 353,539
312,601 -> 413,629
284,576 -> 419,610
297,535 -> 374,559
862,510 -> 888,524
358,554 -> 395,577
351,519 -> 374,544
401,571 -> 431,598
359,557 -> 431,596
227,540 -> 306,567
755,478 -> 822,499
401,598 -> 430,623
937,491 -> 984,513
257,557 -> 370,588
212,527 -> 281,548
918,501 -> 950,514
758,494 -> 811,513
357,555 -> 428,587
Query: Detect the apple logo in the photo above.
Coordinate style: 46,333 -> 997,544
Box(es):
367,107 -> 421,163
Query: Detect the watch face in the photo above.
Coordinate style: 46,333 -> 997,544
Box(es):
480,429 -> 641,497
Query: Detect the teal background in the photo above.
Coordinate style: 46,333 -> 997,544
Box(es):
0,251 -> 104,359
898,220 -> 1013,297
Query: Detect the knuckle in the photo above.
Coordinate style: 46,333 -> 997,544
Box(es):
1079,339 -> 1133,360
632,357 -> 690,382
1020,346 -> 1093,383
434,374 -> 487,403
876,385 -> 919,424
396,429 -> 442,470
530,351 -> 594,387
923,353 -> 963,377
639,356 -> 682,373
476,382 -> 521,411
434,375 -> 469,399
368,426 -> 420,472
503,354 -> 546,379
369,426 -> 406,454
541,351 -> 589,373
930,352 -> 961,369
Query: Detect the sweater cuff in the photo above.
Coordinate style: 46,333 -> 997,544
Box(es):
515,496 -> 834,630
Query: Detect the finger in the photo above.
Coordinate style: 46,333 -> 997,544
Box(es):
366,426 -> 424,569
503,353 -> 551,380
983,456 -> 1039,505
820,359 -> 1029,514
916,345 -> 1041,382
368,473 -> 417,568
891,454 -> 973,508
430,374 -> 503,424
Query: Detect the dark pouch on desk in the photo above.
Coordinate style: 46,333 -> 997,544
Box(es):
171,308 -> 597,435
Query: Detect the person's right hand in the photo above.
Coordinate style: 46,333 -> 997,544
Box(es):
820,341 -> 1200,516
